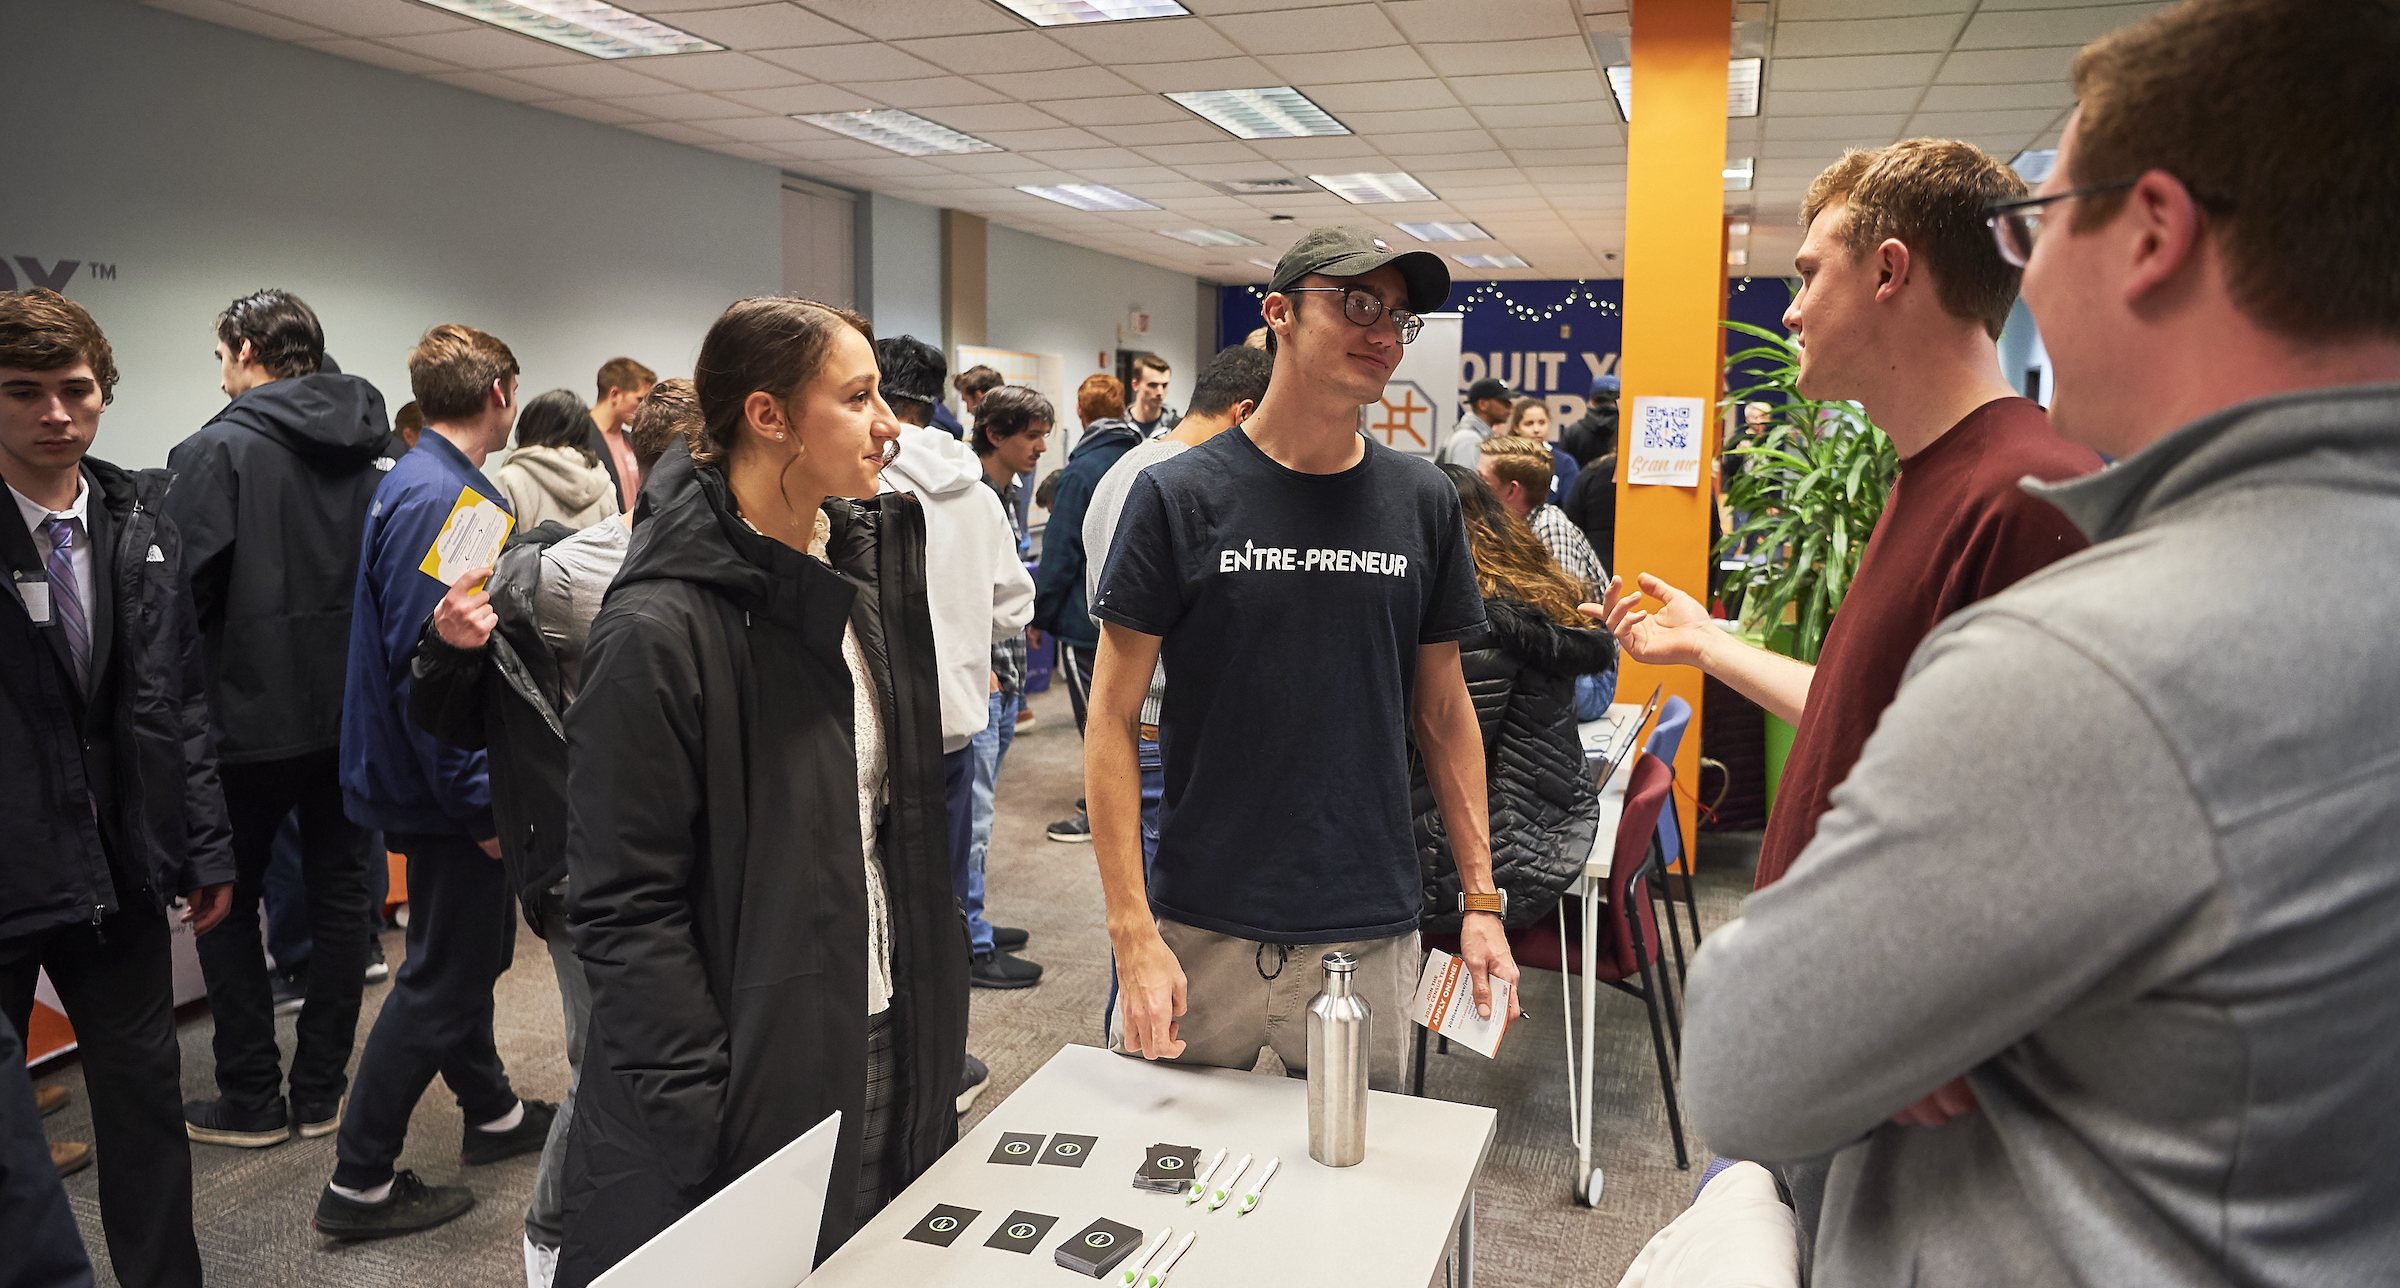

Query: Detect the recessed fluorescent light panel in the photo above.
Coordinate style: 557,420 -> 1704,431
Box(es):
794,110 -> 1000,157
1606,60 -> 1766,121
1165,87 -> 1349,140
1455,254 -> 1528,269
1723,159 -> 1754,192
1728,222 -> 1750,236
418,0 -> 723,58
1159,229 -> 1263,247
992,0 -> 1189,23
2011,149 -> 2059,183
1396,221 -> 1490,242
1310,172 -> 1438,204
1017,184 -> 1160,211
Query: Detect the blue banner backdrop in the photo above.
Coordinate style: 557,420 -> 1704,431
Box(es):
1218,277 -> 1796,425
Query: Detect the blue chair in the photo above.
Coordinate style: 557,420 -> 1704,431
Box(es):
1642,697 -> 1703,982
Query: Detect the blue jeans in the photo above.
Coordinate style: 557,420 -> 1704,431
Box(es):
963,688 -> 1021,955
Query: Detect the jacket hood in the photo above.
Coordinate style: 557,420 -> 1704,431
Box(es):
883,424 -> 984,499
2027,383 -> 2400,545
1069,418 -> 1142,460
615,440 -> 863,634
209,372 -> 392,464
1481,595 -> 1617,678
503,445 -> 613,511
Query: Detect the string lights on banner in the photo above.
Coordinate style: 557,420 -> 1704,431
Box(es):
1240,278 -> 1773,312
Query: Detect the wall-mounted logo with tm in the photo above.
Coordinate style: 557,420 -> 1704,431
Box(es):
0,258 -> 118,292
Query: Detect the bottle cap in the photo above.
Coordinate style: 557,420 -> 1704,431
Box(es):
1321,951 -> 1358,974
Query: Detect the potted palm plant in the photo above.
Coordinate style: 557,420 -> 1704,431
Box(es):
1716,320 -> 1901,806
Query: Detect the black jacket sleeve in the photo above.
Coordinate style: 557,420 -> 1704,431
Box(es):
173,575 -> 235,893
408,616 -> 493,752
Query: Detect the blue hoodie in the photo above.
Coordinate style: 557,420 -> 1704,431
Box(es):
339,431 -> 507,840
1031,417 -> 1142,649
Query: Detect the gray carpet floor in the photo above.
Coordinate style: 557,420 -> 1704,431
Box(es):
37,682 -> 1754,1287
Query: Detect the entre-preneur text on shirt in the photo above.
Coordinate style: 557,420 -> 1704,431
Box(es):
1218,540 -> 1409,576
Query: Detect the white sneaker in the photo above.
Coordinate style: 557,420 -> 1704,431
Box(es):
524,1233 -> 559,1288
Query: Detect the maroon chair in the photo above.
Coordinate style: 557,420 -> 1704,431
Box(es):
1421,751 -> 1688,1167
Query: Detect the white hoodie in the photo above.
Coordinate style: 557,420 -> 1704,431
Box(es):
881,424 -> 1035,752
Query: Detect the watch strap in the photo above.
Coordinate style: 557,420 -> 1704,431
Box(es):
1460,892 -> 1505,916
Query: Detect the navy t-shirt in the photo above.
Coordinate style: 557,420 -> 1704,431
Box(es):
1092,428 -> 1486,943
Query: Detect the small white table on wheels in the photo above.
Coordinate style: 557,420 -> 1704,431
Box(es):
1560,703 -> 1644,1207
804,1043 -> 1498,1287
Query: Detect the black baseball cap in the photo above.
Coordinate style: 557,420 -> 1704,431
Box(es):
1466,377 -> 1514,404
1268,225 -> 1451,313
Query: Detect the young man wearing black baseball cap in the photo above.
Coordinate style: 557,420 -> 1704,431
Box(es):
1442,376 -> 1516,467
1086,227 -> 1520,1089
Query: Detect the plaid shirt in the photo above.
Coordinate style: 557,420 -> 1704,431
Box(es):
1530,503 -> 1609,595
986,473 -> 1030,699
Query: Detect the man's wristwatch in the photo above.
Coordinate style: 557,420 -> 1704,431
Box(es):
1458,890 -> 1507,918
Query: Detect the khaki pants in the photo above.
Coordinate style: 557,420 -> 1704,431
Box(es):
1110,917 -> 1420,1093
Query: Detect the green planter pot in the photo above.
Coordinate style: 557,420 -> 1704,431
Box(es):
1762,712 -> 1796,817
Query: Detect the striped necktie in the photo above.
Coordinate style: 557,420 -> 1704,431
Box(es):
39,516 -> 90,692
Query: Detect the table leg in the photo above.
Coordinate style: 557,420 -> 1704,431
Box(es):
1580,883 -> 1602,1207
1460,1193 -> 1475,1288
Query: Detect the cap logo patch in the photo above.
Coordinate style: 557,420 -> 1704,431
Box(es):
1372,238 -> 1389,251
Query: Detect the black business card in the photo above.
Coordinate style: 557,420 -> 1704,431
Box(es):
1054,1217 -> 1146,1278
1039,1132 -> 1098,1168
903,1204 -> 979,1248
990,1132 -> 1045,1165
982,1210 -> 1058,1254
1134,1143 -> 1201,1190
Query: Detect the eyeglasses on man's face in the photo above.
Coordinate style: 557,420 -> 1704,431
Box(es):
1984,181 -> 2138,267
1282,287 -> 1423,344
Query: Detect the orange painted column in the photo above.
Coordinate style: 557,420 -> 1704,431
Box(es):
1617,0 -> 1732,870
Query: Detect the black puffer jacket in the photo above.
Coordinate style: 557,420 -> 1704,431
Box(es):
555,444 -> 967,1285
1413,595 -> 1615,933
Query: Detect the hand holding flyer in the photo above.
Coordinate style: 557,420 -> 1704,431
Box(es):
1408,947 -> 1515,1058
417,485 -> 514,587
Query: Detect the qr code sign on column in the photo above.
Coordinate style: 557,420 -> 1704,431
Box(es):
1640,401 -> 1693,451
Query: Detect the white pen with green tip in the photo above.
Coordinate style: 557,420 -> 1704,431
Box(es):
1142,1231 -> 1198,1288
1235,1156 -> 1281,1215
1114,1227 -> 1174,1288
1207,1153 -> 1252,1210
1184,1148 -> 1227,1205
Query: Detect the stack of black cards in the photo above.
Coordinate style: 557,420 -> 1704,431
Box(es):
1054,1218 -> 1145,1278
1132,1144 -> 1202,1194
989,1132 -> 1098,1168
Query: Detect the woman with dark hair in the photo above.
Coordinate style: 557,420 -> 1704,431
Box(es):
496,388 -> 615,531
1414,465 -> 1616,934
553,297 -> 968,1287
1504,396 -> 1579,507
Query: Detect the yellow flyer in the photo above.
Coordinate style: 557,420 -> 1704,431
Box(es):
417,485 -> 514,585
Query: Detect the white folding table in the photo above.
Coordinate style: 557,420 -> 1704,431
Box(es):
804,1043 -> 1498,1287
1558,703 -> 1643,1206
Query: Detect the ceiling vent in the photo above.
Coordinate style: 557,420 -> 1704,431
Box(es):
1205,176 -> 1318,198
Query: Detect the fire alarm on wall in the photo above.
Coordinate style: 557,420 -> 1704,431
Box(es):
1127,310 -> 1151,337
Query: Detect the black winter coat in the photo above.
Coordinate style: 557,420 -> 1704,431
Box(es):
407,522 -> 577,932
1558,397 -> 1619,469
0,459 -> 234,944
1412,595 -> 1615,933
164,373 -> 400,763
555,445 -> 969,1285
1562,455 -> 1618,575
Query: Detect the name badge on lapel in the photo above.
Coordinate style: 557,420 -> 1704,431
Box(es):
14,572 -> 52,625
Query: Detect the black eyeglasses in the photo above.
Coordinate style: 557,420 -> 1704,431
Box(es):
1984,182 -> 2137,267
1282,287 -> 1423,344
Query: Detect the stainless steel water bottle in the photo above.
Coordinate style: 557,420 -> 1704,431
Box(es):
1306,951 -> 1369,1167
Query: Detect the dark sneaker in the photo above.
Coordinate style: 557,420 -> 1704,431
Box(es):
460,1099 -> 556,1166
271,969 -> 308,1014
970,950 -> 1044,990
992,926 -> 1030,952
957,1054 -> 990,1114
313,1170 -> 474,1240
1045,814 -> 1091,844
363,936 -> 389,983
185,1096 -> 290,1148
295,1095 -> 345,1139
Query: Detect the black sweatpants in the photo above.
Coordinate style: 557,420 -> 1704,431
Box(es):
198,750 -> 373,1111
0,1013 -> 94,1288
0,908 -> 202,1288
331,831 -> 517,1190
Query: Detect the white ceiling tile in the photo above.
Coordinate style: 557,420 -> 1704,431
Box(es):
1258,45 -> 1436,84
298,38 -> 455,75
1037,95 -> 1191,126
1757,156 -> 1841,178
375,27 -> 586,68
1764,87 -> 1923,115
1472,100 -> 1618,128
699,114 -> 826,141
1118,56 -> 1284,92
503,62 -> 689,97
1760,137 -> 1865,160
911,103 -> 1065,132
1904,107 -> 2068,138
636,52 -> 808,91
977,126 -> 1113,150
1338,106 -> 1480,132
756,43 -> 943,80
1773,14 -> 1963,57
1019,146 -> 1155,168
1305,79 -> 1459,112
1135,140 -> 1266,164
1245,135 -> 1394,159
1770,52 -> 1944,90
1046,16 -> 1245,63
1935,45 -> 2078,83
535,97 -> 658,125
925,152 -> 1063,173
830,155 -> 952,176
1171,160 -> 1296,180
1099,120 -> 1238,146
426,69 -> 559,102
1384,0 -> 1580,43
798,0 -> 1020,39
1957,4 -> 2166,48
1394,167 -> 1523,188
1448,69 -> 1608,107
1765,112 -> 1909,140
1209,5 -> 1406,53
1508,148 -> 1625,169
673,5 -> 866,47
143,0 -> 335,40
235,0 -> 470,37
719,83 -> 885,113
1417,36 -> 1594,77
896,31 -> 1083,74
1488,124 -> 1617,151
708,141 -> 785,161
629,121 -> 733,146
1066,165 -> 1187,185
1914,81 -> 2075,111
599,90 -> 749,120
971,66 -> 1145,99
842,76 -> 1009,107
